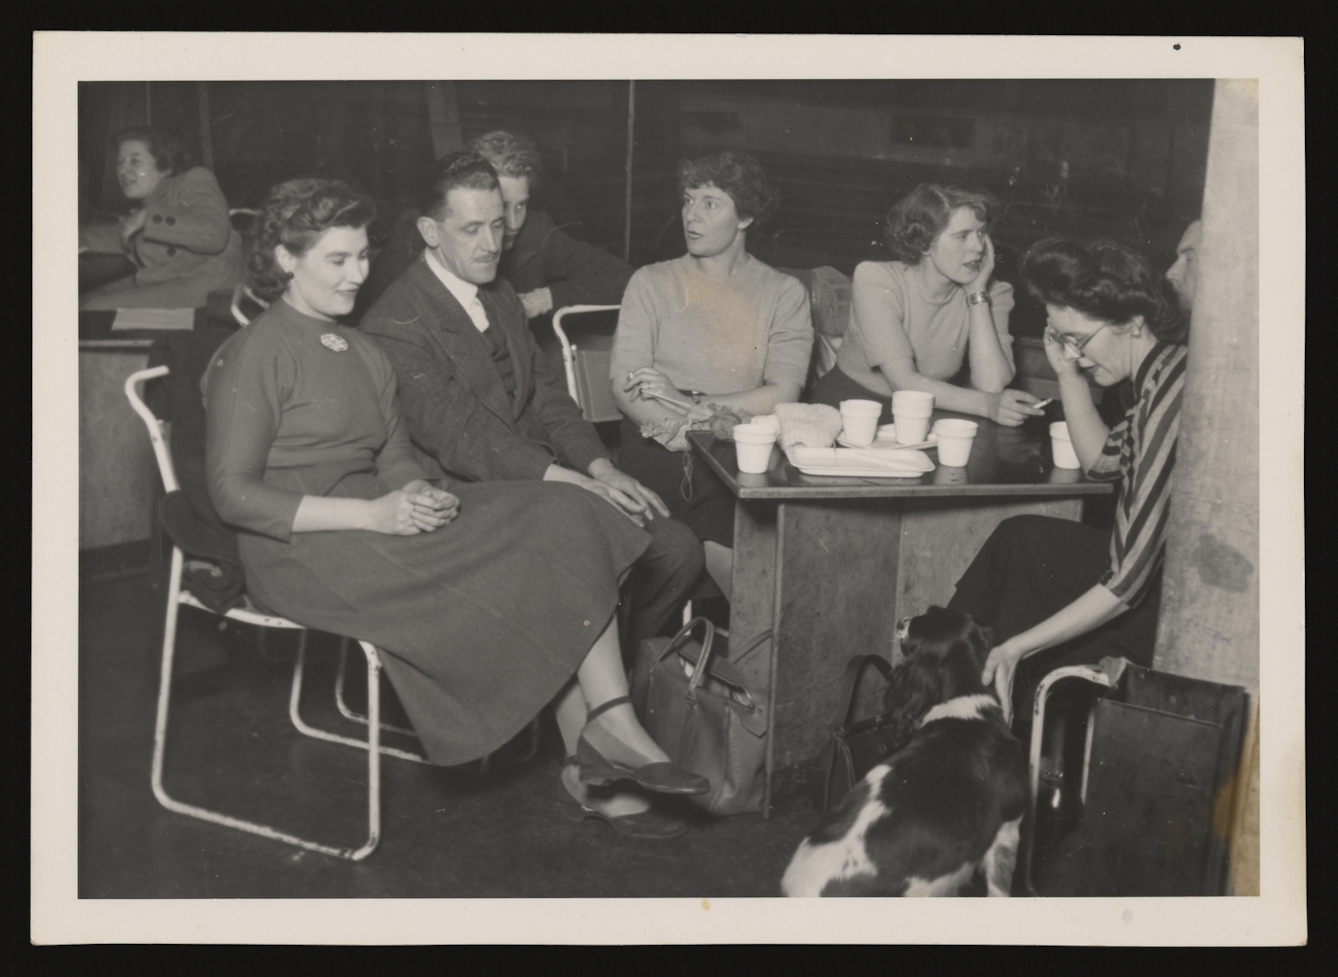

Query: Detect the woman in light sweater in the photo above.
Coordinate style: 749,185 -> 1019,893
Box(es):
611,151 -> 814,599
810,183 -> 1045,426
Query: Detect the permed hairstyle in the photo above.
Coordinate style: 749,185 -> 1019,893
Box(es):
468,130 -> 543,188
112,126 -> 195,177
418,153 -> 500,222
677,150 -> 780,226
247,178 -> 377,302
1021,237 -> 1187,343
884,183 -> 998,265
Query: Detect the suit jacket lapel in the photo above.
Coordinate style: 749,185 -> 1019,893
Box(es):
406,258 -> 516,426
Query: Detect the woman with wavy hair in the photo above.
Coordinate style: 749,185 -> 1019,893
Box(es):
610,150 -> 813,599
948,237 -> 1190,728
80,126 -> 245,309
203,176 -> 710,840
810,183 -> 1045,426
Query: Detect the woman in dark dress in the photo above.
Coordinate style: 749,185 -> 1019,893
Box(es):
204,178 -> 706,838
950,238 -> 1188,733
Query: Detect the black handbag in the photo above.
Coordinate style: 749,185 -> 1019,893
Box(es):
630,618 -> 772,816
808,654 -> 904,815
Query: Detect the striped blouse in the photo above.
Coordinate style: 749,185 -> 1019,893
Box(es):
1087,342 -> 1187,608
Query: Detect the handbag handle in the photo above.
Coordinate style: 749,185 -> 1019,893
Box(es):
656,615 -> 716,672
836,654 -> 894,728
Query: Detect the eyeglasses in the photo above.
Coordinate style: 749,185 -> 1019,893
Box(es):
1047,321 -> 1112,359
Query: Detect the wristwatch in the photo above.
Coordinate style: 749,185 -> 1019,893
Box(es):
967,291 -> 991,306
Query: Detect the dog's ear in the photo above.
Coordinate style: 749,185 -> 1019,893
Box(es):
882,652 -> 946,751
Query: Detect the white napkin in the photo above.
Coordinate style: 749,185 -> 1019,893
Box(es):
774,402 -> 842,452
111,308 -> 196,331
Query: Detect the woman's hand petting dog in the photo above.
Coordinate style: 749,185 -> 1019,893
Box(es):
980,637 -> 1028,727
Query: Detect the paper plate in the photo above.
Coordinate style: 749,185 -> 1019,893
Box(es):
786,445 -> 934,478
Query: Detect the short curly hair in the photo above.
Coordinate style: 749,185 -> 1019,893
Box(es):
677,150 -> 779,226
112,126 -> 195,177
884,184 -> 997,265
469,130 -> 543,188
1021,237 -> 1187,343
247,178 -> 377,302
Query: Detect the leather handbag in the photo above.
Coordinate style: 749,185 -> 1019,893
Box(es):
808,654 -> 904,815
630,617 -> 771,816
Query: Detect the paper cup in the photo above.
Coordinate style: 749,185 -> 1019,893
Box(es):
891,390 -> 934,411
733,423 -> 778,474
1050,421 -> 1081,470
933,418 -> 978,467
891,391 -> 934,444
839,399 -> 883,446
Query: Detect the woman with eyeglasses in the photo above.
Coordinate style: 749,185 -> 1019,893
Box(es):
946,237 -> 1188,733
809,183 -> 1046,426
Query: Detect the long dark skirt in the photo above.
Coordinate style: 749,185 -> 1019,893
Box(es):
238,476 -> 651,766
616,418 -> 735,547
947,514 -> 1161,731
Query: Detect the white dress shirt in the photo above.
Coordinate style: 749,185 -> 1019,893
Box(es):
425,248 -> 491,333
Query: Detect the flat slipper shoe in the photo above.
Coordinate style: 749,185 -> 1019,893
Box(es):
574,696 -> 709,795
558,763 -> 688,839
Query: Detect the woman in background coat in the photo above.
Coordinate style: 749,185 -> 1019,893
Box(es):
80,126 -> 245,310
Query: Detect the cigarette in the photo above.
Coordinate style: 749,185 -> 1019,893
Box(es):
1033,398 -> 1054,409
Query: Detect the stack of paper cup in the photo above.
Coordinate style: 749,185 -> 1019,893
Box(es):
933,418 -> 978,466
839,399 -> 883,446
891,391 -> 935,444
1050,421 -> 1081,469
733,423 -> 778,474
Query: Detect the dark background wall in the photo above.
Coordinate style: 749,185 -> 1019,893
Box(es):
79,78 -> 1213,336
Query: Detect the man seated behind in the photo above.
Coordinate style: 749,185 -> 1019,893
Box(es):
354,130 -> 632,335
361,153 -> 703,648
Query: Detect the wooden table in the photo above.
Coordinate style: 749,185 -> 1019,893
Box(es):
687,414 -> 1115,813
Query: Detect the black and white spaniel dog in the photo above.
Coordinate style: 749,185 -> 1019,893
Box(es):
781,607 -> 1027,897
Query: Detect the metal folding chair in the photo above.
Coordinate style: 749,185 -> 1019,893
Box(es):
125,365 -> 428,861
1020,664 -> 1113,894
228,282 -> 269,327
551,304 -> 622,423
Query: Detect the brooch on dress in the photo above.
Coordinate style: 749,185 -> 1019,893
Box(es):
320,333 -> 349,352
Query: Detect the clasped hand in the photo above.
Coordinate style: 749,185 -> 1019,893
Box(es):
583,460 -> 671,528
370,481 -> 460,536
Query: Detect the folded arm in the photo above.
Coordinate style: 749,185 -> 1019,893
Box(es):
141,169 -> 234,255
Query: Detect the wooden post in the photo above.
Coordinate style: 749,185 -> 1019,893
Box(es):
425,81 -> 463,160
1153,79 -> 1259,894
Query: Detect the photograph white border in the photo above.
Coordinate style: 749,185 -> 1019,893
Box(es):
33,32 -> 1305,945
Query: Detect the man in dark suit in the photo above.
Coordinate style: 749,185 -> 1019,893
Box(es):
361,154 -> 703,649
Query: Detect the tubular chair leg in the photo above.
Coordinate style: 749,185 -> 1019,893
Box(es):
151,557 -> 379,859
289,637 -> 429,765
1019,665 -> 1113,895
150,551 -> 424,860
332,638 -> 418,737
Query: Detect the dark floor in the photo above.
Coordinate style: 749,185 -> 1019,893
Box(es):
78,560 -> 821,899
